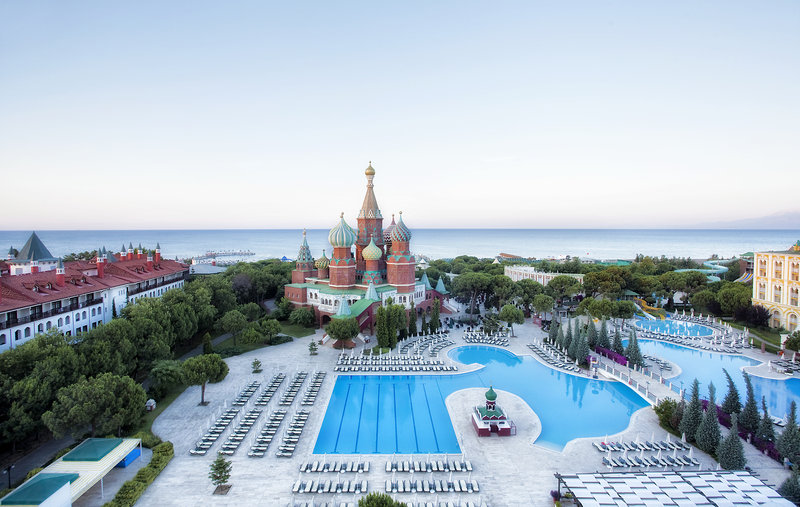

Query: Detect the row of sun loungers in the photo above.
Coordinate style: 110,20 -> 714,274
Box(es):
636,329 -> 742,354
399,333 -> 454,356
280,371 -> 309,406
219,408 -> 263,455
337,354 -> 439,365
592,440 -> 691,453
527,343 -> 581,373
293,502 -> 487,507
189,408 -> 239,456
602,453 -> 701,468
292,478 -> 369,495
385,478 -> 481,494
302,372 -> 326,406
300,461 -> 369,473
247,408 -> 287,457
643,354 -> 672,371
277,409 -> 310,457
463,332 -> 508,346
386,459 -> 473,473
334,364 -> 457,372
233,380 -> 261,406
255,373 -> 286,406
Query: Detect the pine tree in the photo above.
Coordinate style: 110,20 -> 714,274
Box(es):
739,372 -> 760,435
408,301 -> 417,337
778,401 -> 800,466
717,413 -> 746,470
202,332 -> 213,355
624,330 -> 644,367
721,368 -> 742,415
209,452 -> 232,487
695,383 -> 721,454
680,379 -> 703,443
556,326 -> 565,349
375,306 -> 388,348
431,298 -> 441,333
778,468 -> 800,505
576,333 -> 591,366
567,330 -> 579,360
548,322 -> 558,344
420,312 -> 427,336
111,300 -> 117,319
563,321 -> 573,352
597,319 -> 610,349
757,396 -> 776,443
586,320 -> 597,349
611,328 -> 624,355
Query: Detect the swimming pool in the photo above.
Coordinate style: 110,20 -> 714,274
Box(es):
636,319 -> 714,337
313,346 -> 649,454
637,339 -> 800,419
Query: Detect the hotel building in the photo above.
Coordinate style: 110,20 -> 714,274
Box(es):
0,233 -> 189,352
752,241 -> 800,331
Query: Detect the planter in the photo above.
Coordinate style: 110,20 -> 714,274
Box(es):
213,484 -> 231,495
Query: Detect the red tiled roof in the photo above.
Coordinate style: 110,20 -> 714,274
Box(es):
0,257 -> 188,313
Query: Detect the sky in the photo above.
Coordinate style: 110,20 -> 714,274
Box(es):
1,1 -> 798,230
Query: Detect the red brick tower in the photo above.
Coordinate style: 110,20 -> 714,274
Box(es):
355,162 -> 385,281
386,212 -> 416,293
329,213 -> 357,289
291,229 -> 316,283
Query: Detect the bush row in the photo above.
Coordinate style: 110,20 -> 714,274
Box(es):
103,441 -> 173,507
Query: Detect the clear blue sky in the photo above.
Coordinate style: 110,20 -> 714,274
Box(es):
1,1 -> 797,229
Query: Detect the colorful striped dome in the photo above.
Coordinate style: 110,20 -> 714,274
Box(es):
390,211 -> 412,243
314,250 -> 329,269
383,214 -> 396,244
328,213 -> 357,248
362,237 -> 382,261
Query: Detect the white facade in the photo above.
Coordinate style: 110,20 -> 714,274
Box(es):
0,273 -> 186,353
504,265 -> 584,285
752,248 -> 800,331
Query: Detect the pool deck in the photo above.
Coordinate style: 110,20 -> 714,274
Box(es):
138,319 -> 791,507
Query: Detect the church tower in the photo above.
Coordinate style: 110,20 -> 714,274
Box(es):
356,162 -> 385,281
291,229 -> 315,283
328,213 -> 358,289
386,212 -> 416,293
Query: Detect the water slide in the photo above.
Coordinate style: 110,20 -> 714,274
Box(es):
675,259 -> 730,283
633,301 -> 657,320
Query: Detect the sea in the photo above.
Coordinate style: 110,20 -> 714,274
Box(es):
1,229 -> 798,263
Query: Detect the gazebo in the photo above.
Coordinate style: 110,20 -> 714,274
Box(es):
471,386 -> 515,437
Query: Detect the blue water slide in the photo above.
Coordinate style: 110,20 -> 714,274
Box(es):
675,259 -> 730,283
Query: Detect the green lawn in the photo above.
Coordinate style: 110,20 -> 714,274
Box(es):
281,322 -> 315,338
214,335 -> 271,353
728,321 -> 782,352
130,383 -> 185,441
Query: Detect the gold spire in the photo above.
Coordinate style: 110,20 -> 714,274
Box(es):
365,161 -> 375,176
359,163 -> 382,219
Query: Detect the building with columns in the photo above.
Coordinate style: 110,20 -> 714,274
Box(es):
284,163 -> 450,332
752,241 -> 800,331
0,233 -> 189,352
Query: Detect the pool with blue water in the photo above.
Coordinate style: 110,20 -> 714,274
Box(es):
313,346 -> 649,454
636,319 -> 714,337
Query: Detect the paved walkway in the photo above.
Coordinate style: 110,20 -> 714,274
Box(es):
139,319 -> 790,506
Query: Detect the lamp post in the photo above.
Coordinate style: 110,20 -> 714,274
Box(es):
3,464 -> 14,490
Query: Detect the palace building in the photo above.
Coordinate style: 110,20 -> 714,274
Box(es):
0,233 -> 189,352
752,241 -> 800,331
284,163 -> 451,332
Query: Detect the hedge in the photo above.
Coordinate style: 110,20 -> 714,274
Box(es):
131,431 -> 162,449
102,441 -> 173,507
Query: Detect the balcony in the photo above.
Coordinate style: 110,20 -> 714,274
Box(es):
1,300 -> 102,330
127,274 -> 187,296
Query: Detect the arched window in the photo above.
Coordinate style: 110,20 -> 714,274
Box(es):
14,330 -> 21,341
65,316 -> 70,324
58,318 -> 63,326
82,311 -> 87,319
758,283 -> 766,300
37,324 -> 43,333
792,288 -> 799,307
75,313 -> 80,322
759,259 -> 767,277
24,327 -> 31,338
772,310 -> 782,328
789,313 -> 799,332
0,333 -> 5,345
774,284 -> 783,303
91,308 -> 95,317
46,322 -> 52,330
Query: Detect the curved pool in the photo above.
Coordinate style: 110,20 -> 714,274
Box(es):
636,319 -> 714,337
314,346 -> 649,454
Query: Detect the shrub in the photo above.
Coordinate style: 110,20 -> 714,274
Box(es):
104,441 -> 173,507
25,467 -> 43,480
654,399 -> 678,431
105,479 -> 146,507
132,431 -> 162,449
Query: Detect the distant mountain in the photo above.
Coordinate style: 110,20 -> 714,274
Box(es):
701,211 -> 800,229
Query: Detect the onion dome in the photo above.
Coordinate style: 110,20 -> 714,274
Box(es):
362,236 -> 382,261
328,213 -> 357,248
485,386 -> 497,401
314,249 -> 329,269
297,229 -> 314,264
365,161 -> 375,176
383,214 -> 396,243
390,211 -> 412,243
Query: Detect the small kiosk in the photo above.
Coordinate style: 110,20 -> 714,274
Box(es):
471,386 -> 515,437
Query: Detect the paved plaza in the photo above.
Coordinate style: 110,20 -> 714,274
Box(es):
138,319 -> 791,506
